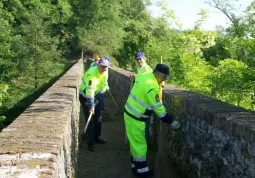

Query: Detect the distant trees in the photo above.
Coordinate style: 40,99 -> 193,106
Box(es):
0,0 -> 74,121
114,0 -> 255,110
0,0 -> 254,124
72,0 -> 124,58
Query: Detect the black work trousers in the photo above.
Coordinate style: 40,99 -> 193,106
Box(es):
79,94 -> 102,145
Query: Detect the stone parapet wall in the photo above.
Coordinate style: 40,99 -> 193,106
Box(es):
0,60 -> 83,178
108,67 -> 255,178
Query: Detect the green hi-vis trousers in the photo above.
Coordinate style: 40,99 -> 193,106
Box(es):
124,113 -> 150,175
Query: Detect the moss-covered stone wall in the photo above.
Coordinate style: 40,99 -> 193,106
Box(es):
0,59 -> 82,178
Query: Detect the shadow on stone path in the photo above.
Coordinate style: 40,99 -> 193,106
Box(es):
77,93 -> 155,178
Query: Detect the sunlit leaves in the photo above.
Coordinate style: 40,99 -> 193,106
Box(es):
75,0 -> 124,57
0,2 -> 17,81
183,59 -> 213,95
0,0 -> 68,116
0,84 -> 8,107
156,0 -> 182,29
194,9 -> 209,30
210,59 -> 254,109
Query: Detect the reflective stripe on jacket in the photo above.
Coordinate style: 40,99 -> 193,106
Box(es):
125,72 -> 167,121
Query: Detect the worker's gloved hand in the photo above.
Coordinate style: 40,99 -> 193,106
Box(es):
106,86 -> 110,92
95,92 -> 103,101
170,120 -> 180,129
162,101 -> 168,108
161,81 -> 165,88
97,90 -> 104,94
160,112 -> 173,124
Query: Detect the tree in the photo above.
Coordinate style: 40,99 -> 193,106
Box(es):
210,59 -> 254,109
0,2 -> 17,82
18,10 -> 60,89
74,0 -> 124,57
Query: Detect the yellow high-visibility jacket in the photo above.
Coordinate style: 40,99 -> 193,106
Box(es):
136,63 -> 152,78
79,66 -> 107,108
90,61 -> 98,68
124,72 -> 172,123
90,62 -> 109,92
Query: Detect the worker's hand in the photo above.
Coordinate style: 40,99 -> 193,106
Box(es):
129,74 -> 135,82
161,81 -> 165,88
95,100 -> 99,105
162,101 -> 168,108
170,120 -> 181,130
106,86 -> 110,92
98,91 -> 104,94
89,108 -> 95,114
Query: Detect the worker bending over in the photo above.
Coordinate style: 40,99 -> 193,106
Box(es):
79,57 -> 110,152
124,64 -> 180,177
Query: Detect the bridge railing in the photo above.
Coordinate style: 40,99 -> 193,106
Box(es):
0,59 -> 83,178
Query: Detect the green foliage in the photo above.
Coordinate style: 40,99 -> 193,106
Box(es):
118,20 -> 150,69
194,9 -> 208,30
75,0 -> 124,57
0,116 -> 7,128
0,84 -> 8,107
0,0 -> 254,129
0,2 -> 17,81
17,10 -> 60,89
180,55 -> 213,95
0,0 -> 75,126
202,32 -> 231,66
210,59 -> 254,109
156,0 -> 182,29
0,83 -> 8,126
2,60 -> 69,111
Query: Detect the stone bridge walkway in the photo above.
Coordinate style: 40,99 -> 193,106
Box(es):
76,92 -> 181,178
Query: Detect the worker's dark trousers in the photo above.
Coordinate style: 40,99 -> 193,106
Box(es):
79,95 -> 102,145
99,93 -> 105,110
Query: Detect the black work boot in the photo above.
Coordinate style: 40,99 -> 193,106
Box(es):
146,169 -> 154,177
88,144 -> 95,152
132,168 -> 138,176
81,133 -> 87,141
137,169 -> 154,178
95,138 -> 106,144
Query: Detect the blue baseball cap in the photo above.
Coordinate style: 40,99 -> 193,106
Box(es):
104,56 -> 111,61
98,57 -> 110,67
154,64 -> 171,78
135,51 -> 145,60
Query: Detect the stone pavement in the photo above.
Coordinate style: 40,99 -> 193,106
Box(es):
76,93 -> 156,178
